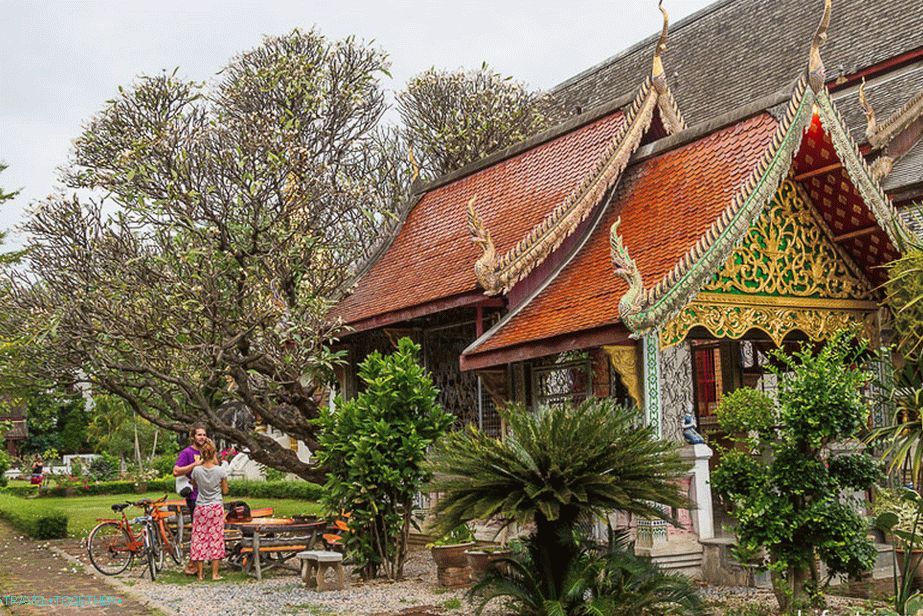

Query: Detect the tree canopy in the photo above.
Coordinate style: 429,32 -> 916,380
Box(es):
0,30 -> 549,477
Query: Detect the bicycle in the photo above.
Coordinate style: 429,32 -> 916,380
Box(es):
87,496 -> 179,579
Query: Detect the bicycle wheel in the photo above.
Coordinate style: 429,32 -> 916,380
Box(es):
141,524 -> 158,580
87,522 -> 133,575
163,512 -> 183,565
150,522 -> 165,571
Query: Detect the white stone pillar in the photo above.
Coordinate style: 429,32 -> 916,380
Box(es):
685,443 -> 715,540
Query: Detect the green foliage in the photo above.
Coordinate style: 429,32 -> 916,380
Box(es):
429,524 -> 475,547
0,494 -> 68,538
22,392 -> 87,455
874,488 -> 923,614
0,450 -> 9,487
884,231 -> 923,358
396,63 -> 548,177
316,338 -> 453,580
263,466 -> 287,482
0,477 -> 324,500
471,532 -> 703,616
711,332 -> 878,613
715,388 -> 776,441
429,398 -> 689,602
866,354 -> 923,484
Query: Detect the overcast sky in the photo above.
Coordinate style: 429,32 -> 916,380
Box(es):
0,0 -> 713,249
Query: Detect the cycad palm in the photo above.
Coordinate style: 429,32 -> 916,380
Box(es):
427,398 -> 690,600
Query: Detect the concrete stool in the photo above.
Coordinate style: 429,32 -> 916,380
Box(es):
297,550 -> 346,591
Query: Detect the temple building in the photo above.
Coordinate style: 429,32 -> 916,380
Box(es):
330,0 -> 923,580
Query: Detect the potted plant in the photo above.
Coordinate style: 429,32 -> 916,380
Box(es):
465,543 -> 513,581
427,524 -> 476,587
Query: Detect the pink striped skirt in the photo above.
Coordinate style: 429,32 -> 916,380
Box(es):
190,503 -> 226,561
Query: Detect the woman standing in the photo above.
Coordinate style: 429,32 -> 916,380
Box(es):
190,439 -> 228,581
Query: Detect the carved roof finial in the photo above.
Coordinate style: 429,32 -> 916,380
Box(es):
808,0 -> 832,92
408,144 -> 421,183
858,78 -> 878,141
652,0 -> 670,82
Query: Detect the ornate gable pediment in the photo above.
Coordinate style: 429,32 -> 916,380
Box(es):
661,179 -> 880,347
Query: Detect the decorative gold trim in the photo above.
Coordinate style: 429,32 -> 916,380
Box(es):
611,76 -> 814,335
651,0 -> 669,81
693,292 -> 878,311
659,301 -> 878,348
808,0 -> 831,93
701,178 -> 873,299
858,79 -> 878,144
469,3 -> 686,296
603,345 -> 642,408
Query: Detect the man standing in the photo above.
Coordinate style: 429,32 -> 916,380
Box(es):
174,422 -> 207,575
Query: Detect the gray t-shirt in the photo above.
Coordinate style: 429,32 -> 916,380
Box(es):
190,465 -> 227,507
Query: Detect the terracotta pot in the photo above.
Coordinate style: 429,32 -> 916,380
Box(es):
896,548 -> 923,591
465,548 -> 512,581
431,542 -> 475,569
63,487 -> 77,497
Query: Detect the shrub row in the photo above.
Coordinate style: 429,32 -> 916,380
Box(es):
1,478 -> 324,501
0,495 -> 68,539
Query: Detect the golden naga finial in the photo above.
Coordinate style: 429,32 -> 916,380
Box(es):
858,78 -> 878,141
808,0 -> 832,92
467,197 -> 500,293
652,0 -> 670,82
408,144 -> 420,183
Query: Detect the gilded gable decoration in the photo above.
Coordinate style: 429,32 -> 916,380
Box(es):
660,178 -> 879,347
702,179 -> 871,299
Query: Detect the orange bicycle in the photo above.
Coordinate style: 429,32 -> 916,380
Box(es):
86,496 -> 181,579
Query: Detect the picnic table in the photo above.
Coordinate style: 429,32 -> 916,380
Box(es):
225,518 -> 326,580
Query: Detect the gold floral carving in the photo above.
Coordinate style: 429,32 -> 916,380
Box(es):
602,345 -> 641,408
703,179 -> 870,298
660,302 -> 878,348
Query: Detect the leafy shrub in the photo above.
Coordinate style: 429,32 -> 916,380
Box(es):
428,398 -> 689,602
263,466 -> 287,482
712,332 -> 879,613
88,453 -> 118,481
472,531 -> 703,616
0,450 -> 10,487
150,453 -> 177,478
316,337 -> 453,580
0,477 -> 324,500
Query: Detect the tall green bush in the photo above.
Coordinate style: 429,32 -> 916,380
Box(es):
712,333 -> 881,613
315,337 -> 453,580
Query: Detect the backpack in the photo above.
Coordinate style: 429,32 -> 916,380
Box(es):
225,500 -> 252,523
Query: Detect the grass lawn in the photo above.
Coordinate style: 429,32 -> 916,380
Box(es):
0,491 -> 325,538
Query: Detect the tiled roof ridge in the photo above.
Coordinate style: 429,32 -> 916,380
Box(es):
610,74 -> 816,336
464,1 -> 689,296
860,82 -> 923,149
467,78 -> 663,296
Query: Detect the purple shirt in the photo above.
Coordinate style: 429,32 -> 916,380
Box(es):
176,446 -> 200,501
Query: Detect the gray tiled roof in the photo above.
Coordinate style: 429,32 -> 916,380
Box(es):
885,138 -> 923,195
549,0 -> 923,127
832,62 -> 923,143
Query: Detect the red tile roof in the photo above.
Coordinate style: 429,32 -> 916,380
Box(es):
466,113 -> 779,357
331,111 -> 627,328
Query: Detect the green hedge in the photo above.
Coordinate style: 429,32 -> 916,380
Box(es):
0,495 -> 68,539
226,480 -> 324,501
1,478 -> 323,501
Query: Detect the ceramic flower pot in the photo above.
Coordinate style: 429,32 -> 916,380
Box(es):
465,548 -> 512,581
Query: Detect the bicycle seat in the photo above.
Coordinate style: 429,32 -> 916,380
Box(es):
111,503 -> 130,512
